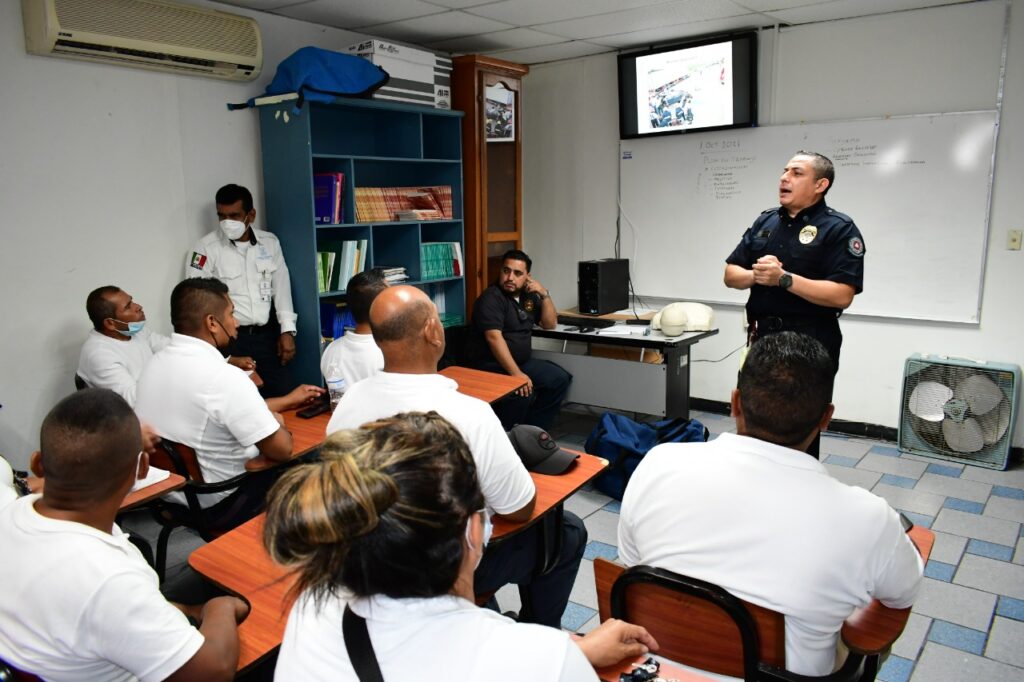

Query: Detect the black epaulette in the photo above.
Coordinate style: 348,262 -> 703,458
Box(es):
761,207 -> 777,215
825,207 -> 853,224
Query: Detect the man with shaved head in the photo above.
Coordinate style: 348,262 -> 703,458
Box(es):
135,277 -> 323,529
327,285 -> 587,629
0,389 -> 248,680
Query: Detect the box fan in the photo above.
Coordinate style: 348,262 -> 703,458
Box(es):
898,354 -> 1020,470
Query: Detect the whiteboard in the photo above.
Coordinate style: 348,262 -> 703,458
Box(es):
618,111 -> 997,323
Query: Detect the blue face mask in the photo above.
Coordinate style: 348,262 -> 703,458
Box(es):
111,319 -> 145,337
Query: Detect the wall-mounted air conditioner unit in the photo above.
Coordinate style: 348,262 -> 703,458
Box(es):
22,0 -> 262,81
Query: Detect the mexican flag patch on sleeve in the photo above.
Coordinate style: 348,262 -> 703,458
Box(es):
190,252 -> 207,270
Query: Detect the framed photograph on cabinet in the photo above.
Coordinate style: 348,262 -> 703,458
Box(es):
485,84 -> 515,142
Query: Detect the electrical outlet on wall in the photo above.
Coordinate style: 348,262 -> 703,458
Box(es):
1008,230 -> 1023,251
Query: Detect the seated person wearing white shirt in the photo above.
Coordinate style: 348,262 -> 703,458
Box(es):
135,278 -> 323,530
320,269 -> 387,387
618,333 -> 923,677
327,285 -> 587,629
78,285 -> 254,406
0,388 -> 247,681
77,286 -> 171,406
267,412 -> 658,682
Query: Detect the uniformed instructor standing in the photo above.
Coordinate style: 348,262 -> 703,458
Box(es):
724,151 -> 865,458
186,184 -> 297,398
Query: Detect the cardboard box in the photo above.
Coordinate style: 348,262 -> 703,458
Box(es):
347,39 -> 452,109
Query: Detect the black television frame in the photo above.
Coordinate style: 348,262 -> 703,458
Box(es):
618,31 -> 758,140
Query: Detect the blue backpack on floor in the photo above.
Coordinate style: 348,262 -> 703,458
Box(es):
585,413 -> 709,500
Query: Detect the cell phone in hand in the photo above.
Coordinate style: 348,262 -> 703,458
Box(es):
297,392 -> 330,419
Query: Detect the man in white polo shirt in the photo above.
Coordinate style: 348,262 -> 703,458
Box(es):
0,388 -> 247,681
618,332 -> 923,676
136,278 -> 322,529
319,269 -> 387,386
327,285 -> 587,629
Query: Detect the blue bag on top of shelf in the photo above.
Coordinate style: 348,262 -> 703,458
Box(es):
228,46 -> 389,112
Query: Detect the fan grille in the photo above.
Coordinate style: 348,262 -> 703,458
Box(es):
898,356 -> 1019,470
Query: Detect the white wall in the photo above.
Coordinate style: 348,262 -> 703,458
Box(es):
523,0 -> 1024,448
0,0 -> 367,468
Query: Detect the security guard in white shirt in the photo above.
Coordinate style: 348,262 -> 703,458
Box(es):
186,184 -> 297,397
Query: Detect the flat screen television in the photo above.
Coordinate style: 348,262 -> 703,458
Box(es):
618,31 -> 757,139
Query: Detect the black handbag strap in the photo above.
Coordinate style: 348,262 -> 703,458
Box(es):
343,604 -> 385,682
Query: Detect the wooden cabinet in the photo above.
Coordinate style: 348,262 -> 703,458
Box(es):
258,98 -> 465,387
452,55 -> 529,307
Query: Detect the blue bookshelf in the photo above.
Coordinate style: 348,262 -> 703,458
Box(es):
258,98 -> 465,387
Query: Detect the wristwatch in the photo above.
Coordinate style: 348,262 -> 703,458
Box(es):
538,290 -> 550,301
778,272 -> 793,290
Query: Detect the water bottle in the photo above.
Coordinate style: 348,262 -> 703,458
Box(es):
326,367 -> 347,411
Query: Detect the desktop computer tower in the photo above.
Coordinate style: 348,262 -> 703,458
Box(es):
578,258 -> 629,315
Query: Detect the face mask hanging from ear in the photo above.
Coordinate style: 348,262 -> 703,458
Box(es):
110,319 -> 145,338
213,317 -> 239,357
219,219 -> 247,241
464,509 -> 493,569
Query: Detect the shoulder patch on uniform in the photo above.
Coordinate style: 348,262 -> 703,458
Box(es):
847,237 -> 865,257
190,252 -> 207,270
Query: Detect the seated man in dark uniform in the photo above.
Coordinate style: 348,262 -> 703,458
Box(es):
465,249 -> 571,430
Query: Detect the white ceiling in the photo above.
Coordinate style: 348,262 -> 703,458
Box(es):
214,0 -> 973,64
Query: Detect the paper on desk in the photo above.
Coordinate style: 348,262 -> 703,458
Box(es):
131,466 -> 170,492
593,326 -> 633,335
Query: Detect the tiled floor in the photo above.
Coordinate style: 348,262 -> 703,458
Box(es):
519,407 -> 1024,682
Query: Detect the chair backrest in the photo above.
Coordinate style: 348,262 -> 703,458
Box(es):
152,439 -> 205,483
594,558 -> 785,680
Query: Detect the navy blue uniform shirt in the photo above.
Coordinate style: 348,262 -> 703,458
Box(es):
726,200 -> 865,319
467,284 -> 543,366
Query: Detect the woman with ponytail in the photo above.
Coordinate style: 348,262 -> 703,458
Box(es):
264,411 -> 657,681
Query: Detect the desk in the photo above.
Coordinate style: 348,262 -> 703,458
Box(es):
246,367 -> 528,471
842,525 -> 934,655
26,472 -> 186,512
533,324 -> 718,419
190,451 -> 608,672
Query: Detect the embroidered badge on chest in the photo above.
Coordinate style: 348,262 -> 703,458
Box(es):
848,237 -> 865,257
798,225 -> 818,245
523,298 -> 536,313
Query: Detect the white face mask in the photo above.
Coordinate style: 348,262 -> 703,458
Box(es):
219,219 -> 247,241
464,509 -> 492,568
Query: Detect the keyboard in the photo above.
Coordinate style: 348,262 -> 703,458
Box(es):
557,314 -> 617,329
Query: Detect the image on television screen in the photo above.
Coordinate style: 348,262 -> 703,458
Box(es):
636,41 -> 732,134
618,32 -> 756,139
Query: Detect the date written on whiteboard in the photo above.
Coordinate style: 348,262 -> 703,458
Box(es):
699,139 -> 740,151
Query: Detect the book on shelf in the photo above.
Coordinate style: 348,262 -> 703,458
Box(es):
396,209 -> 442,221
420,242 -> 464,280
354,185 -> 453,222
316,251 -> 337,292
376,265 -> 408,283
313,173 -> 345,224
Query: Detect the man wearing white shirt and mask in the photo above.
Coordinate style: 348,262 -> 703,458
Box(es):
186,184 -> 297,398
77,286 -> 169,406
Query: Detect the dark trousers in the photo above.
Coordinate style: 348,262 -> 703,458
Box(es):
474,510 -> 587,628
750,316 -> 842,460
483,358 -> 572,431
233,321 -> 294,399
